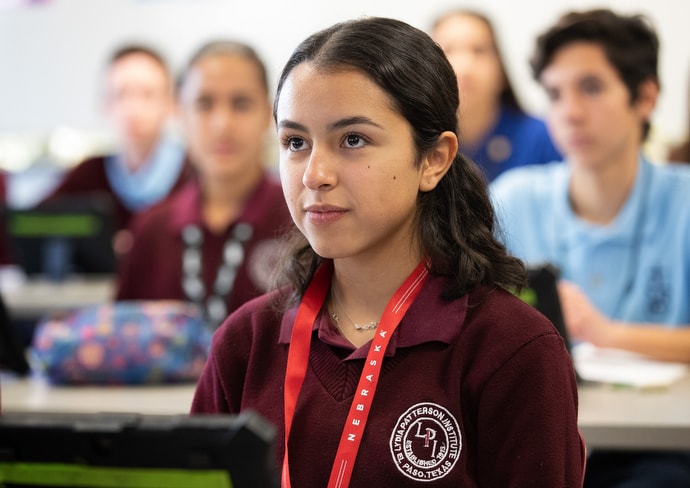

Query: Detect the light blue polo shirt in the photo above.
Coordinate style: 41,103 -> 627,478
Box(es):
490,157 -> 690,326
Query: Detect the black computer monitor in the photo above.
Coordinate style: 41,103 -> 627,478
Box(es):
0,291 -> 30,375
520,264 -> 573,355
517,264 -> 583,383
0,410 -> 278,488
4,193 -> 117,279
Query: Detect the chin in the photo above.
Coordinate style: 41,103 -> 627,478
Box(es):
307,242 -> 346,261
569,156 -> 608,171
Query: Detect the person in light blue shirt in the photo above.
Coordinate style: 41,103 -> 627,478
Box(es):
493,158 -> 690,327
491,9 -> 690,488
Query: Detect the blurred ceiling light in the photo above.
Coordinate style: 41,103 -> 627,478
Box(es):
0,135 -> 42,172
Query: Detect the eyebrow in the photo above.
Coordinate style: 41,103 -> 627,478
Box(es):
277,116 -> 384,132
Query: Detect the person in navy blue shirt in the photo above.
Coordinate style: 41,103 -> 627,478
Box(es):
431,9 -> 561,182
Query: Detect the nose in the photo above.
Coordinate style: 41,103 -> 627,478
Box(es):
210,106 -> 234,132
302,145 -> 336,191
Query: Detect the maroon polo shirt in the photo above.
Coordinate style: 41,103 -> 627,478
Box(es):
40,154 -> 194,231
192,273 -> 584,487
115,174 -> 293,316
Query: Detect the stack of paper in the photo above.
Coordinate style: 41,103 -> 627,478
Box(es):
572,342 -> 690,388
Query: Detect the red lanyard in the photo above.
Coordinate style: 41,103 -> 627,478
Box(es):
282,260 -> 429,488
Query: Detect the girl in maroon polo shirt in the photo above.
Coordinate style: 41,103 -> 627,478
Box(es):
192,18 -> 584,487
116,41 -> 293,327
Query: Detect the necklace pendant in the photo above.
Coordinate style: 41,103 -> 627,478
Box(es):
353,321 -> 379,331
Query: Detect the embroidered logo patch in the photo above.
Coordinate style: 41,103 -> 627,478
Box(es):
390,402 -> 462,482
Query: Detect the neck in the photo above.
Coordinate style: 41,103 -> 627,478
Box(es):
331,248 -> 421,322
329,253 -> 423,348
200,165 -> 263,234
122,140 -> 158,172
569,155 -> 639,224
457,100 -> 500,148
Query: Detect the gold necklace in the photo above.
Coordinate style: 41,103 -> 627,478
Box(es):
331,285 -> 379,331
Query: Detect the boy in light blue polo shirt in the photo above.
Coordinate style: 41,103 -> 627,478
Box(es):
490,9 -> 690,487
493,157 -> 690,326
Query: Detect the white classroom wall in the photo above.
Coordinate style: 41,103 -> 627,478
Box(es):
0,0 -> 688,160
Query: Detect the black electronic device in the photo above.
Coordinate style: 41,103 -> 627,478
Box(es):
517,264 -> 582,383
0,410 -> 279,488
4,193 -> 117,279
521,264 -> 573,355
0,291 -> 29,375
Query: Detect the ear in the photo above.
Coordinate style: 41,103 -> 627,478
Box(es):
419,131 -> 457,192
634,78 -> 659,120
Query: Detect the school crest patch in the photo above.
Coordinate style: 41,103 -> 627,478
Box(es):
390,402 -> 462,482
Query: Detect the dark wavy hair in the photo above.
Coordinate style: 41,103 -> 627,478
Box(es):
273,17 -> 525,305
530,9 -> 659,141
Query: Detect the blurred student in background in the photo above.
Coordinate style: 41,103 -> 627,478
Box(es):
39,44 -> 194,232
115,40 -> 293,328
491,9 -> 690,487
431,9 -> 561,182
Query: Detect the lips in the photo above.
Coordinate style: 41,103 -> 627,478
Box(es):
211,144 -> 238,155
207,137 -> 241,153
563,132 -> 594,148
303,204 -> 348,225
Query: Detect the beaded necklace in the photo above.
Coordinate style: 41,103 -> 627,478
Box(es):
181,222 -> 253,327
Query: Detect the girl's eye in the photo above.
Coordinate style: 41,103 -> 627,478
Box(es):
284,136 -> 308,152
233,97 -> 253,111
343,134 -> 365,148
195,97 -> 213,111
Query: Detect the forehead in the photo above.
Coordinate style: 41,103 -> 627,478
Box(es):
540,41 -> 620,86
276,63 -> 397,122
181,54 -> 265,98
107,53 -> 169,87
432,14 -> 494,48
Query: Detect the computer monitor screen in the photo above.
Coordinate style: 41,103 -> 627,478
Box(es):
0,410 -> 278,488
4,193 -> 117,278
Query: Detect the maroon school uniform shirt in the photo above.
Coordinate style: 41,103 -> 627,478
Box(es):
115,174 -> 293,316
192,274 -> 584,487
40,154 -> 194,230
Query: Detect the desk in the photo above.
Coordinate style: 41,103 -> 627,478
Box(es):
3,373 -> 690,450
0,373 -> 195,415
578,375 -> 690,450
2,275 -> 115,319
